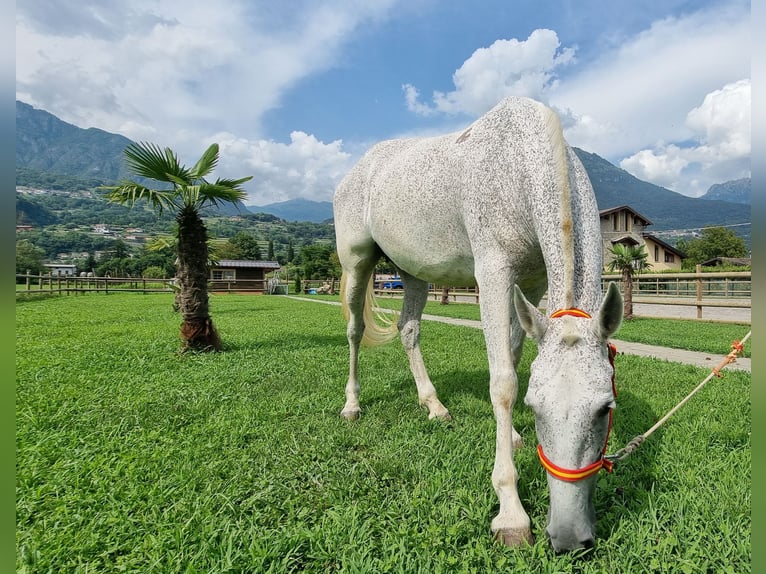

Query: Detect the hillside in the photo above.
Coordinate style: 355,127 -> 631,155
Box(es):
16,101 -> 132,182
700,178 -> 750,204
246,198 -> 333,223
573,148 -> 750,231
16,100 -> 750,235
15,101 -> 248,217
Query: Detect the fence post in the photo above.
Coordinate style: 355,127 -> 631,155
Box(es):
26,270 -> 31,291
696,264 -> 703,319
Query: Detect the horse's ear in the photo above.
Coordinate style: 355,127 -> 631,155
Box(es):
513,285 -> 547,340
597,282 -> 623,339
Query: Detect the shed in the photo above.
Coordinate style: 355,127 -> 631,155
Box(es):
43,263 -> 77,277
700,257 -> 751,267
210,259 -> 281,292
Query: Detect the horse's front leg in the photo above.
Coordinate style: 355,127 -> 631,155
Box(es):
477,269 -> 534,547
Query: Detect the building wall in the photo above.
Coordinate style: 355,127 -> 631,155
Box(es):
643,237 -> 683,271
210,266 -> 269,291
599,211 -> 648,269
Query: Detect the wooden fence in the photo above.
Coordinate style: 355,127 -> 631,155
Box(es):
370,269 -> 751,321
16,269 -> 751,322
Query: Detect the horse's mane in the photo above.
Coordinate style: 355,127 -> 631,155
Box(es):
542,106 -> 575,310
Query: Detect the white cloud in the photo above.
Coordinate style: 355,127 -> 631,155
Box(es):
16,0 -> 401,202
213,131 -> 353,205
549,3 -> 750,162
404,29 -> 575,117
400,3 -> 750,197
620,79 -> 751,196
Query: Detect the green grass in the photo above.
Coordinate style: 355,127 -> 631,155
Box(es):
17,294 -> 750,573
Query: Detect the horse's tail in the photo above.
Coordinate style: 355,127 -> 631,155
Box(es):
340,272 -> 399,347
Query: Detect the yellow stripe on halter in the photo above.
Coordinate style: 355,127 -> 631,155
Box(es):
537,445 -> 612,482
550,308 -> 592,319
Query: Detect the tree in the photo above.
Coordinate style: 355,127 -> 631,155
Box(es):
286,239 -> 295,263
676,226 -> 748,269
267,238 -> 275,260
16,239 -> 46,276
606,243 -> 651,320
300,243 -> 341,279
229,232 -> 261,260
105,142 -> 252,352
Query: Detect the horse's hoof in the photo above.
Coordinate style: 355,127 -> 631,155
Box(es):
429,411 -> 452,422
340,409 -> 360,421
494,527 -> 535,547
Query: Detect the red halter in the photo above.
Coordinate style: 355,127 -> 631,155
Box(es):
536,308 -> 618,482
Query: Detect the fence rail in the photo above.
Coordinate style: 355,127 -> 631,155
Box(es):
15,272 -> 275,295
370,270 -> 751,321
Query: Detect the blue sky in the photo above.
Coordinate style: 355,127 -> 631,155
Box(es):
16,0 -> 750,204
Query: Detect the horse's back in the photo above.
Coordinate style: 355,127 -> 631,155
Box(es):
333,97 -> 582,284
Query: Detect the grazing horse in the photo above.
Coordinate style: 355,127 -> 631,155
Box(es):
333,97 -> 623,552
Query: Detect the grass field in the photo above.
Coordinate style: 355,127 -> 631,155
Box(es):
16,293 -> 751,573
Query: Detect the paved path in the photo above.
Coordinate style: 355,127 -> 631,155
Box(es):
285,296 -> 750,373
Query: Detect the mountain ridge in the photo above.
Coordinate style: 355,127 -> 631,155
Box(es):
16,100 -> 750,232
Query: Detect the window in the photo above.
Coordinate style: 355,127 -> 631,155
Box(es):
664,253 -> 675,263
212,269 -> 236,280
654,246 -> 659,262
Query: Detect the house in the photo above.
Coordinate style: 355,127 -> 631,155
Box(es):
43,263 -> 77,277
642,234 -> 685,272
210,259 -> 281,292
700,256 -> 751,268
599,205 -> 685,271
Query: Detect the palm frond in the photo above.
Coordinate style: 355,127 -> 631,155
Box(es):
189,143 -> 220,180
214,175 -> 253,188
145,234 -> 177,252
104,181 -> 178,214
123,142 -> 192,184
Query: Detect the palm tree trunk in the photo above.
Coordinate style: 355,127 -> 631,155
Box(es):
176,206 -> 221,351
623,269 -> 634,320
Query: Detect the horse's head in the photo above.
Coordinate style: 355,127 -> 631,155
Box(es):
513,282 -> 623,552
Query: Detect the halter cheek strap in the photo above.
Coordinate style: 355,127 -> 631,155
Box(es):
536,308 -> 618,482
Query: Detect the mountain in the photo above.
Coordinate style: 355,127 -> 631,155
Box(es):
247,198 -> 334,223
699,178 -> 750,204
573,148 -> 750,231
15,101 -> 248,217
16,100 -> 749,233
16,100 -> 133,183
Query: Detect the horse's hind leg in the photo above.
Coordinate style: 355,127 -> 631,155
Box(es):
340,259 -> 377,420
400,274 -> 451,420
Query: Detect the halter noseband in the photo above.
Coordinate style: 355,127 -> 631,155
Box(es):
536,308 -> 617,482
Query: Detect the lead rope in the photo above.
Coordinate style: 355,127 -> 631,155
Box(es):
605,330 -> 751,465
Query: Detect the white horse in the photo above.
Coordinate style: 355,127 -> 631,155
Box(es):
333,97 -> 623,552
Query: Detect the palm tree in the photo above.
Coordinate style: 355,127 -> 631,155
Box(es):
607,243 -> 651,320
105,142 -> 252,351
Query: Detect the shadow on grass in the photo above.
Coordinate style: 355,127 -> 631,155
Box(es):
594,387 -> 662,549
423,365 -> 664,555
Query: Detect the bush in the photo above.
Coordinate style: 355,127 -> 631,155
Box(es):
142,266 -> 167,279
